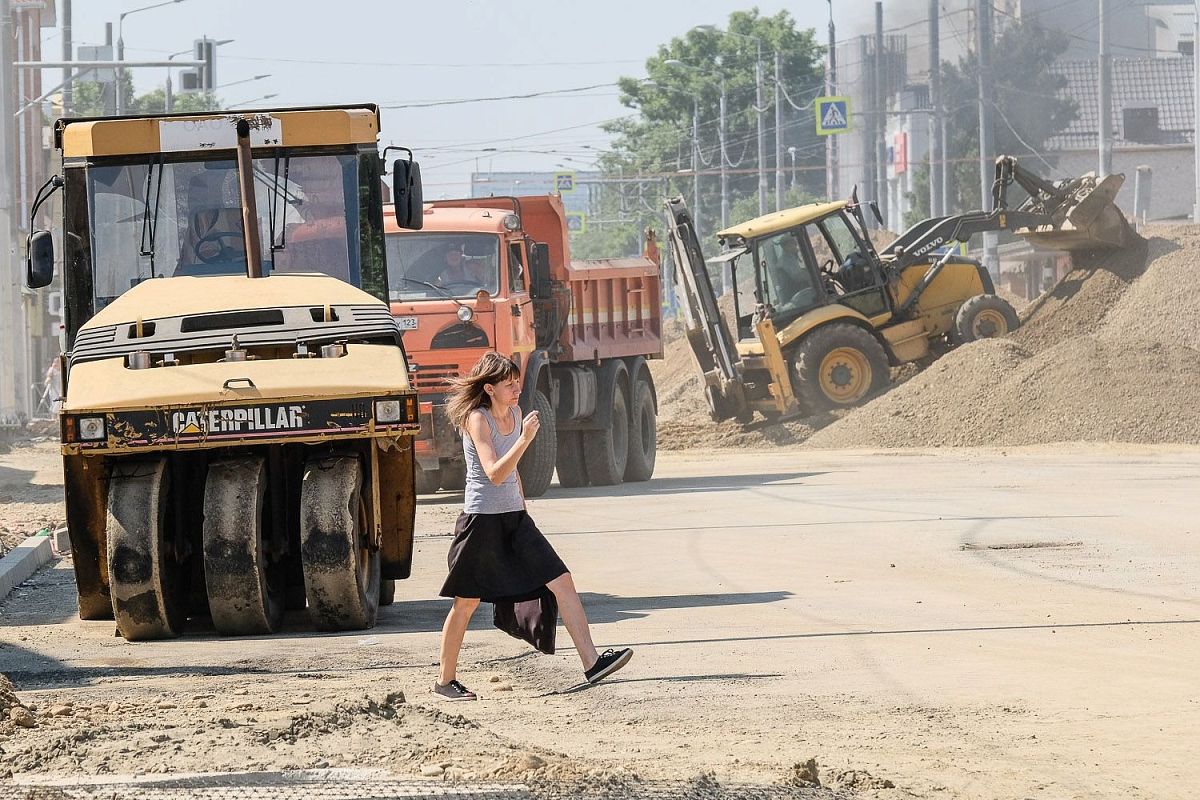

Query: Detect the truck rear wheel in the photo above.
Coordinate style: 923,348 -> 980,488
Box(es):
584,380 -> 629,486
953,294 -> 1020,343
624,377 -> 656,482
791,322 -> 890,411
106,458 -> 186,641
439,462 -> 466,492
414,467 -> 440,495
202,457 -> 284,636
518,390 -> 557,497
300,455 -> 380,631
555,430 -> 589,488
379,578 -> 396,607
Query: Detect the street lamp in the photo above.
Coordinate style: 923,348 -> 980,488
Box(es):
217,74 -> 271,90
117,0 -> 188,114
231,93 -> 278,107
695,25 -> 767,216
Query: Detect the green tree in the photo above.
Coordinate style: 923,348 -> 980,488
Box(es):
67,72 -> 219,116
905,18 -> 1075,226
571,8 -> 825,258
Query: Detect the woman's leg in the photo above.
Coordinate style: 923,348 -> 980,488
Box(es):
546,573 -> 600,670
438,597 -> 480,685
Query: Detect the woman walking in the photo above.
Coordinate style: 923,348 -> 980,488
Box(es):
434,352 -> 632,700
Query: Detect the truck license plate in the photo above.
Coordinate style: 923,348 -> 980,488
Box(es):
397,316 -> 419,330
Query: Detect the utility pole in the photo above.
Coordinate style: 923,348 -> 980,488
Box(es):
62,0 -> 72,115
929,0 -> 942,217
692,96 -> 700,240
720,80 -> 729,231
755,44 -> 766,216
827,1 -> 838,199
774,51 -> 783,210
1194,0 -> 1200,221
875,2 -> 888,229
0,0 -> 25,419
861,35 -> 874,216
977,0 -> 998,278
1098,0 -> 1112,177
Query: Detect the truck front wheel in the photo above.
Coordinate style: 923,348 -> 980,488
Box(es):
518,390 -> 557,497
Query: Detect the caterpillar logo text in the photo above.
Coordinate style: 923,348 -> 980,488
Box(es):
171,405 -> 306,435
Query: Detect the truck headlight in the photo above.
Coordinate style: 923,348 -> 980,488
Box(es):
78,416 -> 106,441
457,305 -> 474,323
375,400 -> 402,423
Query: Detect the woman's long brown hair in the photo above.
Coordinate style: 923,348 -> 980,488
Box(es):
445,352 -> 521,431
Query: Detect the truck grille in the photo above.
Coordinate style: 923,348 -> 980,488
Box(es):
411,363 -> 458,392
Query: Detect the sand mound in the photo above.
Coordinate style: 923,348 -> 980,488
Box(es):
1010,235 -> 1148,353
807,229 -> 1200,449
653,226 -> 1200,451
805,335 -> 1200,448
649,323 -> 842,451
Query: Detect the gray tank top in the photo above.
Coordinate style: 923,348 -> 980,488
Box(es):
462,405 -> 526,514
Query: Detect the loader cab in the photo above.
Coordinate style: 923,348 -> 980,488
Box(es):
720,205 -> 892,336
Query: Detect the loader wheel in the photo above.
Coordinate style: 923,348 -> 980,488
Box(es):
953,294 -> 1020,343
379,578 -> 396,607
624,377 -> 657,483
791,323 -> 890,411
202,457 -> 284,636
106,458 -> 187,641
555,429 -> 589,488
518,390 -> 557,497
584,380 -> 629,486
300,456 -> 380,631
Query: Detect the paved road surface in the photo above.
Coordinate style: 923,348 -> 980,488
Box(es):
2,446 -> 1196,799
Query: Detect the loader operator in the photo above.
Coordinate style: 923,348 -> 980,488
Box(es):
768,233 -> 817,312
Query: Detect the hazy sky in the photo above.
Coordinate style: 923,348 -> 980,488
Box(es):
50,1 -> 908,196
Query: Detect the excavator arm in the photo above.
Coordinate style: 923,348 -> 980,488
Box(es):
663,197 -> 751,422
883,156 -> 1134,271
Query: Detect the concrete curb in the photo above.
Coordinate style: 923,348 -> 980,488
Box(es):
0,535 -> 55,603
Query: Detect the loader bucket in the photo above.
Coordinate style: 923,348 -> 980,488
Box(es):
1016,173 -> 1134,254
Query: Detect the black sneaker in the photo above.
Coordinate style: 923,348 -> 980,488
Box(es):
584,648 -> 632,684
431,679 -> 477,701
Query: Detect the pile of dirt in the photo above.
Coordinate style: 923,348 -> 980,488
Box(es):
649,329 -> 842,451
808,228 -> 1200,449
655,224 -> 1200,451
1010,236 -> 1150,353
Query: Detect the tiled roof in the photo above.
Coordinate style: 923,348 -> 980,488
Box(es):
1046,57 -> 1194,150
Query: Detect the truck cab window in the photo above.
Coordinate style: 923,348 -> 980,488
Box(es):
386,233 -> 500,299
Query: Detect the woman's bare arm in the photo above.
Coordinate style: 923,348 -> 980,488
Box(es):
465,409 -> 540,486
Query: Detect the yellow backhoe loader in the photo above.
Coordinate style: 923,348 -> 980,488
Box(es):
664,155 -> 1136,422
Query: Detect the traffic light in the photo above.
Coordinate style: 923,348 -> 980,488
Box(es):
194,37 -> 216,90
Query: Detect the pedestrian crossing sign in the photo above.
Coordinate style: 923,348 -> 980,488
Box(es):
816,96 -> 851,135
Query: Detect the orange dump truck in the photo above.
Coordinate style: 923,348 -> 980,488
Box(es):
383,195 -> 662,496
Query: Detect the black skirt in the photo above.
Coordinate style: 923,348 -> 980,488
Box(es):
439,511 -> 569,603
